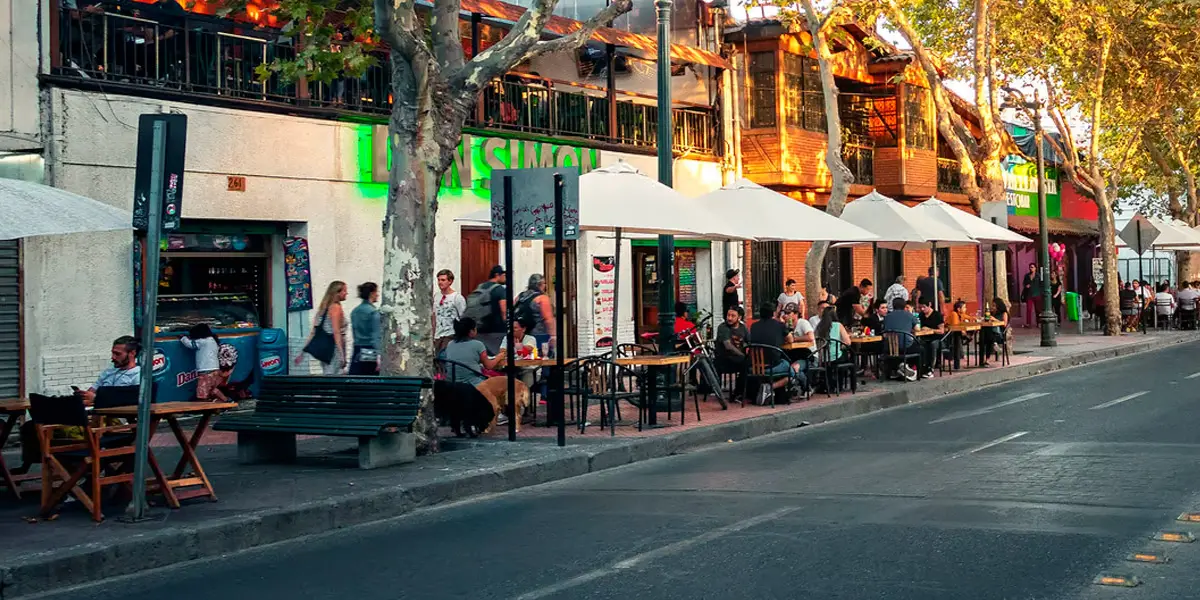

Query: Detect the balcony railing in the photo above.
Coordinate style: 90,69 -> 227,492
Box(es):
53,8 -> 720,156
473,77 -> 719,155
842,144 -> 874,186
937,158 -> 964,194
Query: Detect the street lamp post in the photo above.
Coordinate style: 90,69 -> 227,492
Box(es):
1032,97 -> 1057,347
655,0 -> 675,354
1003,87 -> 1056,347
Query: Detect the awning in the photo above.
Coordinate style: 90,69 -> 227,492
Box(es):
1007,215 -> 1099,237
457,0 -> 731,70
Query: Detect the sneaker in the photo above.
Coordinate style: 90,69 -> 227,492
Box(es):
497,414 -> 509,426
992,343 -> 1001,357
758,384 -> 773,405
900,365 -> 917,382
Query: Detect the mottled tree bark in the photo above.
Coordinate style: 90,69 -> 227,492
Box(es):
800,0 -> 854,317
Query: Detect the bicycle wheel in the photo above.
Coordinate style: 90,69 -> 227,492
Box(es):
697,356 -> 727,409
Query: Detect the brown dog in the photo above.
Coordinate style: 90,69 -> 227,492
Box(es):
474,377 -> 530,433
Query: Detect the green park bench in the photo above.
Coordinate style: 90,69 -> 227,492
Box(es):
214,375 -> 431,469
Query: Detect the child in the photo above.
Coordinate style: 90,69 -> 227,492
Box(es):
181,324 -> 228,401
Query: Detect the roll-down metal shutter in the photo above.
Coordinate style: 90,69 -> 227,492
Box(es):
0,240 -> 19,398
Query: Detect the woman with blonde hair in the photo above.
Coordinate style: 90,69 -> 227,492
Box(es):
295,280 -> 349,374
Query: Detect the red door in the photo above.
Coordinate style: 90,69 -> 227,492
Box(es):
460,228 -> 498,291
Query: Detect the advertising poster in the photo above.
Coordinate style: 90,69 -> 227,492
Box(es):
284,237 -> 313,312
592,256 -> 616,348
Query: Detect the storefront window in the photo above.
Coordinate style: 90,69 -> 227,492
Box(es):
146,232 -> 273,331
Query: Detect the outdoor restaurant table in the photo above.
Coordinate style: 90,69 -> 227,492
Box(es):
94,401 -> 237,508
612,354 -> 690,428
782,341 -> 814,351
512,357 -> 579,369
1,398 -> 32,499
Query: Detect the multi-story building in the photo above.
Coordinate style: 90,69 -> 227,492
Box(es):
0,0 -> 736,396
725,19 -> 986,312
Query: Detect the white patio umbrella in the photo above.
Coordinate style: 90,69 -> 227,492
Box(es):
0,178 -> 132,240
455,162 -> 753,354
839,191 -> 978,309
909,198 -> 1031,245
692,179 -> 879,242
909,198 -> 1031,304
1116,216 -> 1200,249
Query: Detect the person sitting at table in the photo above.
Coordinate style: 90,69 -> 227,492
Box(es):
499,316 -> 539,390
1177,280 -> 1200,330
14,335 -> 142,475
862,299 -> 888,334
809,299 -> 830,331
1119,282 -> 1139,332
785,302 -> 815,343
443,317 -> 503,385
882,297 -> 920,381
673,301 -> 696,336
714,306 -> 749,397
815,305 -> 851,364
981,298 -> 1009,366
1154,282 -> 1176,323
945,300 -> 975,357
917,300 -> 945,377
749,302 -> 806,401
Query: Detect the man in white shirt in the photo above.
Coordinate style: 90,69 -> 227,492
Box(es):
1178,281 -> 1200,329
776,279 -> 805,319
809,299 -> 829,331
1154,283 -> 1175,317
883,276 -> 909,307
786,304 -> 815,342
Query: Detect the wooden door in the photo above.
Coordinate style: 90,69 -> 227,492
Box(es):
460,228 -> 497,291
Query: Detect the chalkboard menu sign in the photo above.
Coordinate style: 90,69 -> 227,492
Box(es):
677,249 -> 697,312
284,237 -> 313,312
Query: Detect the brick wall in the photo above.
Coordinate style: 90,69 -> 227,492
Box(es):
950,246 -> 980,311
40,352 -> 111,394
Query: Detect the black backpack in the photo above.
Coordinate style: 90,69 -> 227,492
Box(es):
514,291 -> 542,325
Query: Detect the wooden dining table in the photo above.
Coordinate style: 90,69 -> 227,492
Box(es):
94,401 -> 237,508
1,398 -> 34,499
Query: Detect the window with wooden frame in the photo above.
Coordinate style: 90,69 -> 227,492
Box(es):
747,51 -> 777,129
904,85 -> 934,151
782,53 -> 826,133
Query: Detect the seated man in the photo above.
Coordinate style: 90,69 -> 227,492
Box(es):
917,300 -> 945,376
749,302 -> 806,401
714,306 -> 749,396
1119,282 -> 1138,331
1154,283 -> 1175,324
1177,281 -> 1200,329
16,336 -> 142,474
881,297 -> 920,381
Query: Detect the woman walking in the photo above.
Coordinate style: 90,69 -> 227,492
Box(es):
350,281 -> 381,375
296,280 -> 348,374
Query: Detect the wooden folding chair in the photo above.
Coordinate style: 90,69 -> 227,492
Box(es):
30,395 -> 138,522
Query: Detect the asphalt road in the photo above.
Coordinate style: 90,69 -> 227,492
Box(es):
30,342 -> 1200,600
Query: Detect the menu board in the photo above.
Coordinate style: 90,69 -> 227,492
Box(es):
592,256 -> 616,348
677,250 -> 697,311
284,237 -> 313,312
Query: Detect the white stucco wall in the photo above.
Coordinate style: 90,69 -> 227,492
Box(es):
28,86 -> 731,390
0,0 -> 44,152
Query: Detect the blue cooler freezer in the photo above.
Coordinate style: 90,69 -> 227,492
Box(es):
151,294 -> 284,402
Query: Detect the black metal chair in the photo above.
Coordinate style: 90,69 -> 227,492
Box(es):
882,331 -> 923,380
576,358 -> 643,436
813,338 -> 856,395
937,331 -> 960,376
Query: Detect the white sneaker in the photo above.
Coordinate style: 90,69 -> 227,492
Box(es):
758,384 -> 773,405
900,365 -> 917,382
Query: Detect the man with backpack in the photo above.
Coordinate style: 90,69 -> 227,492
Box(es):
514,274 -> 557,354
463,265 -> 508,354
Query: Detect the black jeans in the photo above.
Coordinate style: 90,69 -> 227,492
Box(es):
348,348 -> 379,375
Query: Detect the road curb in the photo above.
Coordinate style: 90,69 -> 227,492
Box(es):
3,333 -> 1194,597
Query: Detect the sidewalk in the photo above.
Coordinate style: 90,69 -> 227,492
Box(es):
2,327 -> 1195,597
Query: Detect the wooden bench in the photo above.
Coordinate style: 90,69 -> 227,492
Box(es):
214,375 -> 431,469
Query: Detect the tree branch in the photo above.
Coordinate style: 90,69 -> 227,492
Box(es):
523,0 -> 632,62
451,0 -> 629,99
431,0 -> 465,71
375,0 -> 432,62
